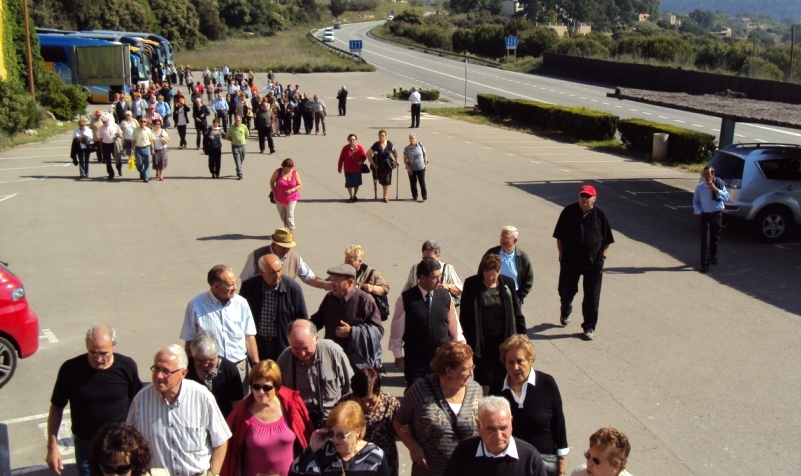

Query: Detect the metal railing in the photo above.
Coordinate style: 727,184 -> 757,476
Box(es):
367,30 -> 502,67
307,28 -> 367,64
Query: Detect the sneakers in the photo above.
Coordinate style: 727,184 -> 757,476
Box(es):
583,328 -> 594,341
560,315 -> 570,326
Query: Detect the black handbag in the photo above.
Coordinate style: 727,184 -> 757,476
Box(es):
360,163 -> 370,174
540,454 -> 558,476
269,191 -> 276,204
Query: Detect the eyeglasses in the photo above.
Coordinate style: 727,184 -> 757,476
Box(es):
150,365 -> 184,377
584,450 -> 604,466
462,365 -> 476,372
251,383 -> 274,392
328,430 -> 351,440
100,464 -> 132,475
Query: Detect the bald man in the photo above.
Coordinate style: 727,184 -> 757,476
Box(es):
239,254 -> 309,361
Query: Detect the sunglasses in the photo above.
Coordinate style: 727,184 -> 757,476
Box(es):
584,450 -> 604,466
327,430 -> 352,440
100,464 -> 132,475
251,383 -> 274,392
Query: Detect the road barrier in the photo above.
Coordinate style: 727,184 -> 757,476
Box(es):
307,28 -> 367,64
366,30 -> 501,68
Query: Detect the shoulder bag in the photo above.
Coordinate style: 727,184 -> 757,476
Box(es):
365,269 -> 390,321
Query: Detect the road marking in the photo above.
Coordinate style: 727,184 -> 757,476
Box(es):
40,328 -> 59,343
0,177 -> 47,184
642,112 -> 652,115
0,155 -> 65,161
711,128 -> 720,132
629,109 -> 638,112
658,116 -> 668,119
0,164 -> 70,172
0,193 -> 19,202
754,139 -> 767,142
691,124 -> 704,128
664,204 -> 694,210
674,120 -> 686,123
627,190 -> 687,195
557,160 -> 623,163
734,134 -> 745,137
743,123 -> 801,138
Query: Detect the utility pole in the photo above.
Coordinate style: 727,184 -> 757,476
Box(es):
791,25 -> 796,83
22,0 -> 36,100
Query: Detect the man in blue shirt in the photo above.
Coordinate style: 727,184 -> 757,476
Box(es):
211,92 -> 229,132
483,226 -> 534,304
692,166 -> 731,273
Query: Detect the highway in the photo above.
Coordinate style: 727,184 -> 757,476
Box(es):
332,21 -> 801,146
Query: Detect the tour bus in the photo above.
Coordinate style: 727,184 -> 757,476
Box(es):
88,31 -> 175,67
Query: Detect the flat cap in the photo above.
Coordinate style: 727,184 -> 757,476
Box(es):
327,264 -> 356,278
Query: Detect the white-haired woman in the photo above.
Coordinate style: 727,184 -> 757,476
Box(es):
345,245 -> 390,320
186,331 -> 244,418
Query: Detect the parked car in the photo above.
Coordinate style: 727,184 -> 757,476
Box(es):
708,143 -> 801,243
334,23 -> 342,29
0,261 -> 39,389
322,28 -> 335,42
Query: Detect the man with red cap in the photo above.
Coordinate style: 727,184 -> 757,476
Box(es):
552,184 -> 614,341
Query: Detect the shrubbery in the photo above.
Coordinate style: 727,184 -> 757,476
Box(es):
617,119 -> 717,164
36,69 -> 88,121
0,79 -> 44,135
393,88 -> 440,101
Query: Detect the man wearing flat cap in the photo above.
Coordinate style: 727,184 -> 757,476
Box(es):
239,228 -> 328,290
552,184 -> 614,341
310,263 -> 384,371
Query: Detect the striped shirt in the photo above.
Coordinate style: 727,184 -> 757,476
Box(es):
127,380 -> 232,476
276,339 -> 353,418
180,291 -> 256,363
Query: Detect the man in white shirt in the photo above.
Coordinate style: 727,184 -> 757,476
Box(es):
409,86 -> 422,128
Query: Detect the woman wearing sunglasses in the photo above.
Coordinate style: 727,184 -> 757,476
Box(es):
290,400 -> 390,476
570,427 -> 632,476
221,360 -> 314,476
88,422 -> 155,476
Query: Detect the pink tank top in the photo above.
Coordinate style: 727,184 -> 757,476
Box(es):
274,169 -> 299,205
242,415 -> 296,476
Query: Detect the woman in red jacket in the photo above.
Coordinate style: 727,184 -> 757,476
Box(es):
338,133 -> 367,202
222,360 -> 313,476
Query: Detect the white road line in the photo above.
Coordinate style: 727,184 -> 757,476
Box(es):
626,190 -> 687,195
557,160 -> 624,163
0,193 -> 19,202
742,123 -> 801,138
0,164 -> 71,172
734,134 -> 746,137
753,139 -> 767,142
0,177 -> 47,184
2,412 -> 50,424
691,124 -> 704,127
41,328 -> 59,343
658,116 -> 668,119
674,120 -> 686,123
643,112 -> 652,115
0,155 -> 64,161
711,128 -> 720,132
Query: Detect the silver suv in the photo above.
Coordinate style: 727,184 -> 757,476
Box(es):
708,143 -> 801,243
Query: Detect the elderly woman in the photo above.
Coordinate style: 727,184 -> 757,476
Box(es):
222,360 -> 313,476
344,245 -> 390,320
291,400 -> 390,476
497,335 -> 567,476
571,428 -> 632,476
312,94 -> 327,135
460,253 -> 526,396
71,118 -> 94,179
393,341 -> 481,476
300,92 -> 314,134
88,422 -> 152,476
367,130 -> 399,203
270,158 -> 302,231
338,133 -> 368,202
336,368 -> 400,476
150,119 -> 169,181
402,240 -> 463,305
404,133 -> 428,201
186,331 -> 244,418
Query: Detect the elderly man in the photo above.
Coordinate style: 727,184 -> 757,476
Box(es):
553,184 -> 614,341
692,165 -> 730,273
336,85 -> 348,116
89,110 -> 105,163
212,91 -> 229,132
444,397 -> 546,476
99,115 -> 123,180
46,325 -> 141,476
311,264 -> 384,371
128,345 -> 231,476
483,226 -> 534,304
180,265 -> 259,384
239,228 -> 328,291
193,96 -> 211,150
402,240 -> 463,305
277,320 -> 353,428
390,257 -> 465,387
186,331 -> 244,418
224,114 -> 249,180
130,118 -> 154,183
240,254 -> 309,361
143,103 -> 162,124
409,86 -> 422,128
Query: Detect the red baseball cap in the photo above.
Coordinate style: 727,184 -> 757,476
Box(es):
579,185 -> 597,197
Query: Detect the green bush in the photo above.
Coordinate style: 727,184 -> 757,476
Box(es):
617,119 -> 717,164
393,88 -> 440,101
476,93 -> 512,117
36,70 -> 88,120
0,79 -> 43,135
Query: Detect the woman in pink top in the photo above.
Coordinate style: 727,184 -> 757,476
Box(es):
270,158 -> 302,232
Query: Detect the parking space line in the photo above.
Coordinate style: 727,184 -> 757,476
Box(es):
0,193 -> 19,203
40,329 -> 59,343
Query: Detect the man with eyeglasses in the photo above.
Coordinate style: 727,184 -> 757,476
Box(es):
444,396 -> 547,476
483,225 -> 534,304
46,325 -> 142,476
553,184 -> 614,341
390,257 -> 465,387
128,345 -> 231,476
180,265 -> 259,386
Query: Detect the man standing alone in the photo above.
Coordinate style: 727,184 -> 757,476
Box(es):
224,115 -> 249,180
409,87 -> 421,128
692,166 -> 730,273
337,85 -> 348,116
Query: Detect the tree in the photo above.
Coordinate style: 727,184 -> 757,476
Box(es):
218,0 -> 252,28
149,0 -> 205,48
191,0 -> 227,40
452,28 -> 474,53
689,9 -> 715,30
518,27 -> 560,57
740,57 -> 783,81
329,0 -> 347,18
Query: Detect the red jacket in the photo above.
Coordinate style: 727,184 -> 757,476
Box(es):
220,386 -> 313,476
338,144 -> 366,174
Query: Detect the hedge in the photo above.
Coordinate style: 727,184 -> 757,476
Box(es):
0,79 -> 43,135
393,88 -> 440,101
618,119 -> 717,164
476,93 -> 618,141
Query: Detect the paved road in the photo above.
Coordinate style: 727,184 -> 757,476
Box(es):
327,21 -> 801,146
1,70 -> 800,476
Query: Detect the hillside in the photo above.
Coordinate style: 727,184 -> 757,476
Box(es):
661,0 -> 801,21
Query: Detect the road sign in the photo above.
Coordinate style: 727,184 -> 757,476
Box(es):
349,40 -> 363,51
505,37 -> 518,49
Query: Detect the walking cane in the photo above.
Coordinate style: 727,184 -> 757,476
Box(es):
373,168 -> 378,200
395,163 -> 400,200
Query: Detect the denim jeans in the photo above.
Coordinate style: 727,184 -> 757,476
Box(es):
134,146 -> 151,181
232,145 -> 245,178
78,149 -> 91,177
74,436 -> 91,476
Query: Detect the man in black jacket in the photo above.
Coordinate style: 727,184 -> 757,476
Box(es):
192,97 -> 210,150
239,254 -> 309,361
337,85 -> 348,116
483,225 -> 534,304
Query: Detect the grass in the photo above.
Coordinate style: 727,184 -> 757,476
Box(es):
0,118 -> 74,152
174,27 -> 375,73
424,106 -> 706,170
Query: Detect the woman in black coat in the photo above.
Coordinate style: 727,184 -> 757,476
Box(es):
459,253 -> 526,395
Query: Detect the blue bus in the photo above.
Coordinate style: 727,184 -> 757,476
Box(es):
89,31 -> 175,67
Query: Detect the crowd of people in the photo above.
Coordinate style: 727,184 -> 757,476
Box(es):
46,190 -> 627,476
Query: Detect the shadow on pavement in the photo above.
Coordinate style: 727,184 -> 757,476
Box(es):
197,234 -> 271,241
509,178 -> 801,316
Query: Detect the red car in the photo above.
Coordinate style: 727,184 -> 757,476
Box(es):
0,261 -> 39,389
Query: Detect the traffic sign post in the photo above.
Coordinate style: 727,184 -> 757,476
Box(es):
349,40 -> 363,63
505,36 -> 518,62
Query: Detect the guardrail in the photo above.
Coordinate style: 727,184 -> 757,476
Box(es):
307,28 -> 367,64
366,30 -> 502,68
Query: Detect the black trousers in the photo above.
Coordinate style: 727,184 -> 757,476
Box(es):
411,103 -> 421,127
700,212 -> 722,265
408,169 -> 427,199
217,112 -> 228,132
403,354 -> 433,389
208,148 -> 221,177
302,113 -> 313,133
255,336 -> 284,361
176,125 -> 187,147
195,127 -> 204,148
258,126 -> 274,153
282,114 -> 293,135
558,260 -> 604,331
293,113 -> 302,134
101,143 -> 120,177
338,102 -> 346,116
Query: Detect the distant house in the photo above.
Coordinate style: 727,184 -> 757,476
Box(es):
660,13 -> 677,25
711,26 -> 732,37
727,17 -> 753,27
637,13 -> 650,22
502,0 -> 523,18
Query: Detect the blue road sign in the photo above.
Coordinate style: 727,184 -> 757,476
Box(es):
349,40 -> 363,51
505,37 -> 518,49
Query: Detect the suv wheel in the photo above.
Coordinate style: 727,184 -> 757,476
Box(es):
0,336 -> 18,389
755,207 -> 791,243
